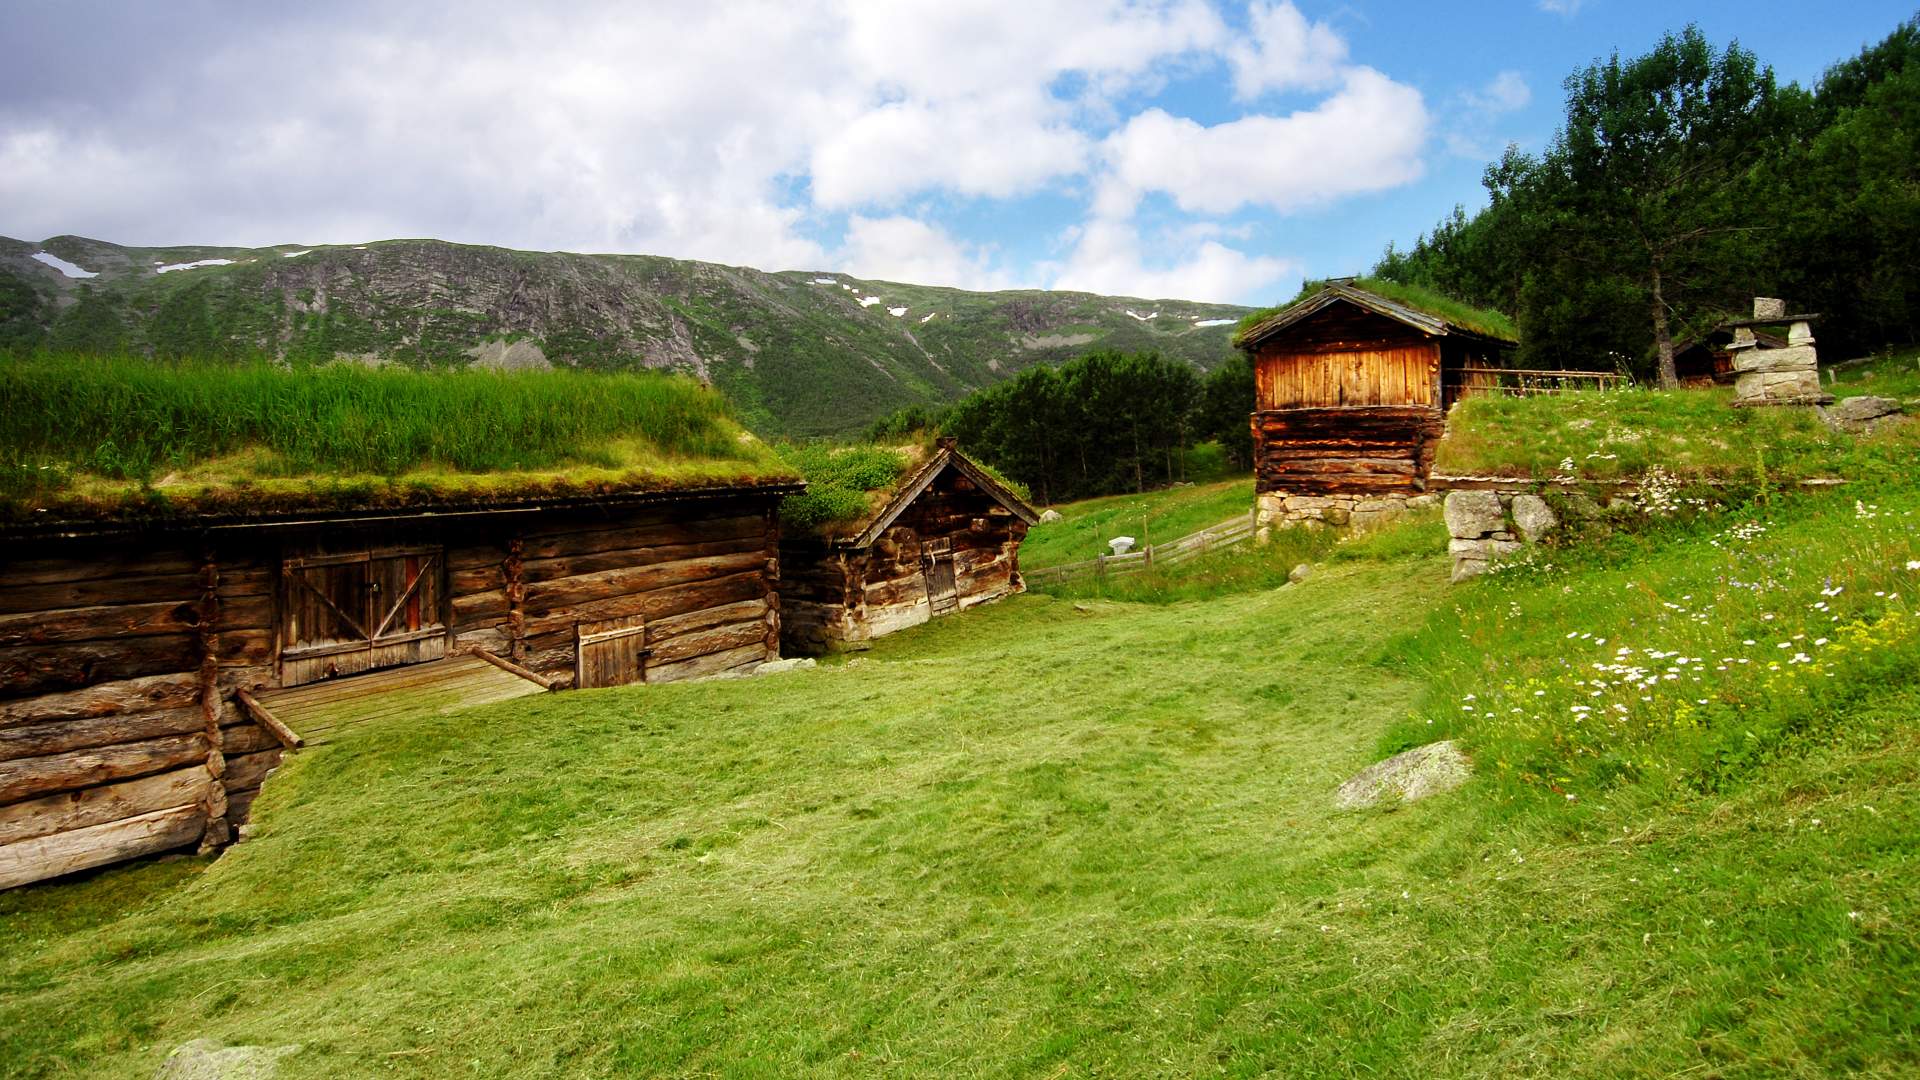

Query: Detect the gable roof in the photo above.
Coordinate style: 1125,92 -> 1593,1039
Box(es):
837,443 -> 1039,549
1236,280 -> 1520,351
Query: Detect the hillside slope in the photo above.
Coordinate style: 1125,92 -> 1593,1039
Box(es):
3,481 -> 1916,1076
0,235 -> 1249,436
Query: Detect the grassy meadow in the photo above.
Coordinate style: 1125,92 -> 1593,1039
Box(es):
4,464 -> 1918,1076
1019,475 -> 1255,569
1435,354 -> 1920,484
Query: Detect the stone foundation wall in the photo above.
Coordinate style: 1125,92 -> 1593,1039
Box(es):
1443,490 -> 1560,583
1256,491 -> 1438,541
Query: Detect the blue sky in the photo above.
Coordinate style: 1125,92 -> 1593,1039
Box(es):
1,1 -> 1912,306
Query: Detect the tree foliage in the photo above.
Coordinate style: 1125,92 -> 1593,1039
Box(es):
936,349 -> 1247,504
1373,17 -> 1920,377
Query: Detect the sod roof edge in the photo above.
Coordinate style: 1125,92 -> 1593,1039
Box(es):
0,476 -> 806,542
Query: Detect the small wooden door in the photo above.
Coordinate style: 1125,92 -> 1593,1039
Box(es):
922,538 -> 958,617
576,615 -> 649,689
280,546 -> 447,685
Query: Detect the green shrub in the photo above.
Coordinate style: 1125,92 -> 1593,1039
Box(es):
777,443 -> 912,530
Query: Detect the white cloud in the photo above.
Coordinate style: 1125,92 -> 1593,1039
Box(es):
1538,0 -> 1584,15
810,92 -> 1090,208
1225,1 -> 1349,97
1099,67 -> 1429,217
1464,71 -> 1531,115
836,214 -> 1021,291
1052,218 -> 1296,303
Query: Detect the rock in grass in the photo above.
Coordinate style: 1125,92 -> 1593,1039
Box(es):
1510,494 -> 1558,544
1820,395 -> 1905,433
1443,491 -> 1503,539
754,658 -> 817,676
155,1040 -> 301,1079
1288,563 -> 1313,584
1334,741 -> 1471,809
1038,508 -> 1064,524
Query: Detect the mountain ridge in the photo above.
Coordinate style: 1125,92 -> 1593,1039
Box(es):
0,234 -> 1251,436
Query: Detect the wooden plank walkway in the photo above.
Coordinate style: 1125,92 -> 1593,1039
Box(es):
252,653 -> 549,745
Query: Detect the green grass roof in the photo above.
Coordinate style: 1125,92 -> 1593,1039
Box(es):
1234,278 -> 1519,347
0,356 -> 798,528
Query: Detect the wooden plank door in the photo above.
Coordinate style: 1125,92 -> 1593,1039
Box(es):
922,539 -> 958,617
576,615 -> 648,689
281,546 -> 447,685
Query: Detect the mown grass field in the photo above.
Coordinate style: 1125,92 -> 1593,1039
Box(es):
4,465 -> 1917,1077
1019,475 -> 1254,569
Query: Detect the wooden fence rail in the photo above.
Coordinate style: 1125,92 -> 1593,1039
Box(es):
1023,511 -> 1257,587
1454,367 -> 1628,398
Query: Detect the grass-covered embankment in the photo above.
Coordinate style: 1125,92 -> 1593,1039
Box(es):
5,472 -> 1917,1075
1435,351 -> 1920,484
0,355 -> 795,520
1019,474 -> 1254,569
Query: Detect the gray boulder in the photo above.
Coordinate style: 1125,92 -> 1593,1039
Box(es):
156,1041 -> 301,1080
1443,491 -> 1503,539
1038,508 -> 1064,524
754,657 -> 817,676
1334,740 -> 1471,809
1510,494 -> 1558,544
1287,563 -> 1313,584
1820,395 -> 1906,433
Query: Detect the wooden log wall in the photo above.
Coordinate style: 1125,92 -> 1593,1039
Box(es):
1252,406 -> 1445,497
779,468 -> 1029,654
0,541 -> 282,890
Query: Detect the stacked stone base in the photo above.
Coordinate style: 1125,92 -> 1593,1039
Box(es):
1443,490 -> 1558,583
1256,491 -> 1438,540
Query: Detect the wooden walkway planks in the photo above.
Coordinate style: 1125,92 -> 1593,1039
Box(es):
1023,512 -> 1257,586
252,653 -> 549,744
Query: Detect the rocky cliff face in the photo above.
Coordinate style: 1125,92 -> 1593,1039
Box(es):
0,235 -> 1251,436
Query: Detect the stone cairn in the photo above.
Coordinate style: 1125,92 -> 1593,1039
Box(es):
1731,297 -> 1832,407
1443,490 -> 1558,583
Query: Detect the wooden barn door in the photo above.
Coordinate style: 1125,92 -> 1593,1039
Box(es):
576,615 -> 649,689
922,538 -> 959,617
280,546 -> 447,685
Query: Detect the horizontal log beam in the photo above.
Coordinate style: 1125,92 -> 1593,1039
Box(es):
0,732 -> 209,805
0,706 -> 205,763
0,765 -> 210,847
0,802 -> 205,891
0,673 -> 201,730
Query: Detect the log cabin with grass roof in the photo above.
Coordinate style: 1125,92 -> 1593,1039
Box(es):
778,438 -> 1039,654
0,360 -> 801,890
1232,278 -> 1518,533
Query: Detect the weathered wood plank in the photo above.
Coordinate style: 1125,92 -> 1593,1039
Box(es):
648,619 -> 766,666
523,550 -> 768,612
0,803 -> 205,890
522,570 -> 766,639
222,750 -> 282,792
0,766 -> 209,847
0,636 -> 201,700
0,732 -> 209,805
645,643 -> 767,684
467,648 -> 561,691
518,512 -> 763,559
0,706 -> 205,763
522,536 -> 767,584
0,673 -> 201,730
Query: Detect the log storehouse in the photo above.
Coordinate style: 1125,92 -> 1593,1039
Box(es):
1235,279 -> 1518,533
780,439 -> 1038,653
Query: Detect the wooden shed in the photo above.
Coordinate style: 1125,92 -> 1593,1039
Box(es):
0,477 -> 798,891
780,440 -> 1038,654
1236,280 -> 1517,507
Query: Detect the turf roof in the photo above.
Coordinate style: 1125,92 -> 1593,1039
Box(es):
1234,278 -> 1519,348
0,356 -> 800,532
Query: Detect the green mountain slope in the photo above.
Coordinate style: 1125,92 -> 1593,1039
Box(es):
0,235 -> 1250,436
